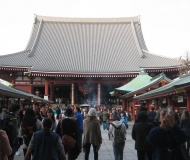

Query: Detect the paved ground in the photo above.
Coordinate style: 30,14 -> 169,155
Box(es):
15,121 -> 137,160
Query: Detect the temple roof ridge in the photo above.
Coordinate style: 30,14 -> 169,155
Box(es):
35,14 -> 140,23
142,49 -> 181,61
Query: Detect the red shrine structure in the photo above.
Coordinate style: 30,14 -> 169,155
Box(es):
0,15 -> 181,108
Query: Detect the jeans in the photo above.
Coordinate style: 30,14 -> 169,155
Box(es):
84,143 -> 98,160
113,141 -> 125,160
8,138 -> 19,160
78,130 -> 83,152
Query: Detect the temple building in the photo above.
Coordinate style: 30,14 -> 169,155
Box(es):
0,15 -> 181,108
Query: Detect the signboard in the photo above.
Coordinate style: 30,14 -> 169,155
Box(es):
162,98 -> 166,104
177,96 -> 183,103
44,95 -> 48,100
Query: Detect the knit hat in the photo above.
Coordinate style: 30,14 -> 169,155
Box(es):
112,113 -> 120,121
65,107 -> 73,116
88,108 -> 97,117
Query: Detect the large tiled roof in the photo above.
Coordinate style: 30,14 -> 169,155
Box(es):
0,15 -> 181,74
134,73 -> 190,100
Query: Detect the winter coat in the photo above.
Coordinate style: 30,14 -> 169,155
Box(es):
83,117 -> 102,152
180,117 -> 190,137
132,121 -> 153,150
0,130 -> 12,160
102,111 -> 109,122
146,124 -> 187,160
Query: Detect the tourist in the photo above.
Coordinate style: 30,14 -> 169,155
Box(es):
132,111 -> 153,160
74,107 -> 83,152
0,129 -> 12,160
4,104 -> 20,160
120,112 -> 128,129
109,113 -> 126,160
180,110 -> 190,153
46,108 -> 56,131
24,118 -> 66,160
107,112 -> 113,140
19,108 -> 42,158
102,109 -> 109,130
39,104 -> 47,121
56,107 -> 79,160
146,108 -> 187,160
83,108 -> 102,160
148,107 -> 157,123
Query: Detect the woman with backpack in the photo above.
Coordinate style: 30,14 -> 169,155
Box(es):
19,108 -> 42,159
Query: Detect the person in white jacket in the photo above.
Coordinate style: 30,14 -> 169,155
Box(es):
109,114 -> 126,160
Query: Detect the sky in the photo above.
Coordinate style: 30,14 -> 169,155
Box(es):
0,0 -> 189,58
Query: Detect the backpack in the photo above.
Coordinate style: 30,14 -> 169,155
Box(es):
0,117 -> 17,147
111,123 -> 125,143
22,122 -> 38,146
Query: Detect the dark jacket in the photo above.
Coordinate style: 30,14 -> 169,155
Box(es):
180,117 -> 190,137
3,112 -> 18,146
146,124 -> 187,160
28,130 -> 63,160
148,111 -> 157,122
132,121 -> 153,150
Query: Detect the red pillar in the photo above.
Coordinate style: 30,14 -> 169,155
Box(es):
97,84 -> 101,109
146,100 -> 151,111
155,99 -> 159,111
71,83 -> 75,109
122,99 -> 125,109
45,79 -> 49,96
167,96 -> 172,106
29,78 -> 33,94
125,99 -> 128,112
187,91 -> 190,111
132,99 -> 136,121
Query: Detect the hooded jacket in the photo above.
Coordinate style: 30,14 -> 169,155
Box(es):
108,120 -> 126,140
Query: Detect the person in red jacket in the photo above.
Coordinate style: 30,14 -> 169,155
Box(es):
0,129 -> 12,160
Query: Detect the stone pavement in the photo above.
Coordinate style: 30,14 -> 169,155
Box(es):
15,121 -> 137,160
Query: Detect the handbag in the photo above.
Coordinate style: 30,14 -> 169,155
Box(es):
62,134 -> 76,148
173,144 -> 190,160
60,120 -> 76,149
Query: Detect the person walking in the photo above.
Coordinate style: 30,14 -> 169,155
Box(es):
74,107 -> 83,152
24,117 -> 66,160
19,108 -> 42,159
0,129 -> 12,160
146,108 -> 187,160
46,108 -> 56,131
109,113 -> 126,160
132,111 -> 153,160
83,108 -> 102,160
3,104 -> 20,160
180,110 -> 190,153
102,109 -> 109,130
56,107 -> 80,160
148,107 -> 157,123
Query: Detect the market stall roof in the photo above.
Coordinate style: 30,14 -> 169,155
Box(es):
0,82 -> 53,103
110,69 -> 152,95
134,73 -> 190,100
122,72 -> 171,98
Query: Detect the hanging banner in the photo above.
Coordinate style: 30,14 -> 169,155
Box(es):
78,84 -> 94,94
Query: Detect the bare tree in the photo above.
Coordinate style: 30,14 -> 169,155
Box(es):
178,52 -> 190,75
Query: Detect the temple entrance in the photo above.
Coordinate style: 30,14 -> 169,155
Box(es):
53,85 -> 70,105
76,84 -> 97,107
101,84 -> 119,106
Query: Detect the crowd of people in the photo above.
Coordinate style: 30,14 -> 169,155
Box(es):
0,104 -> 128,160
0,103 -> 190,160
132,105 -> 190,160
